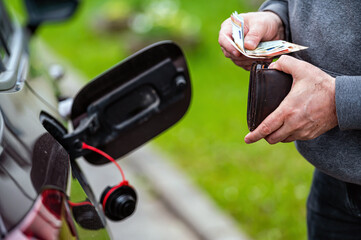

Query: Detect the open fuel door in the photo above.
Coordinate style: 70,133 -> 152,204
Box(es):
66,41 -> 191,164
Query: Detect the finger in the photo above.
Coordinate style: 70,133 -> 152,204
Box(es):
221,47 -> 231,58
219,34 -> 241,58
281,136 -> 296,143
237,64 -> 252,71
218,19 -> 241,57
269,55 -> 304,76
242,64 -> 253,71
231,58 -> 254,65
265,123 -> 293,144
244,109 -> 285,144
231,59 -> 255,70
244,24 -> 264,50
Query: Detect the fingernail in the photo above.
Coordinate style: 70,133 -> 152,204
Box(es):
245,40 -> 256,49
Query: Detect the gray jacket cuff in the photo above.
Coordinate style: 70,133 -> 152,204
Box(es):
259,0 -> 290,42
336,75 -> 361,130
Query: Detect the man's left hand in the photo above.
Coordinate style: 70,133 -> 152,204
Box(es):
244,55 -> 338,144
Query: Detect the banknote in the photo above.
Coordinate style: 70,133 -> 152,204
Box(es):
227,12 -> 308,59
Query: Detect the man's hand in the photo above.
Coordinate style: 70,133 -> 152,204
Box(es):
244,55 -> 338,144
218,11 -> 284,70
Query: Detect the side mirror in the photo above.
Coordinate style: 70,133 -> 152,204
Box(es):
25,0 -> 79,32
57,41 -> 191,164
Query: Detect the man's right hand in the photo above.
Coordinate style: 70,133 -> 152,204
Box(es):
218,11 -> 285,70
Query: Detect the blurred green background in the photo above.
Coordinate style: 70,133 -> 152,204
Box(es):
8,0 -> 314,239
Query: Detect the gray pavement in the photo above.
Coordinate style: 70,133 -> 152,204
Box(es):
34,38 -> 251,240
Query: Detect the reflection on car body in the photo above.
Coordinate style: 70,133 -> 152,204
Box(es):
0,0 -> 191,239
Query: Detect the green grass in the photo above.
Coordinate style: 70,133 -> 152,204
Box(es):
8,0 -> 314,239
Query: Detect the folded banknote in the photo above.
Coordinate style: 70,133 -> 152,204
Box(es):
225,11 -> 308,59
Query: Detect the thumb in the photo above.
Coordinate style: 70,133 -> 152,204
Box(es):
244,25 -> 263,50
269,55 -> 302,75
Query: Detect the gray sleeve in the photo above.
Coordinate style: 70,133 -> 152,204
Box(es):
335,76 -> 361,130
258,0 -> 291,41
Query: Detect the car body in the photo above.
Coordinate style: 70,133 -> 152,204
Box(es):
0,0 -> 191,239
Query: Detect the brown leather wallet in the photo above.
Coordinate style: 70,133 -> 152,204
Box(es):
247,63 -> 293,131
